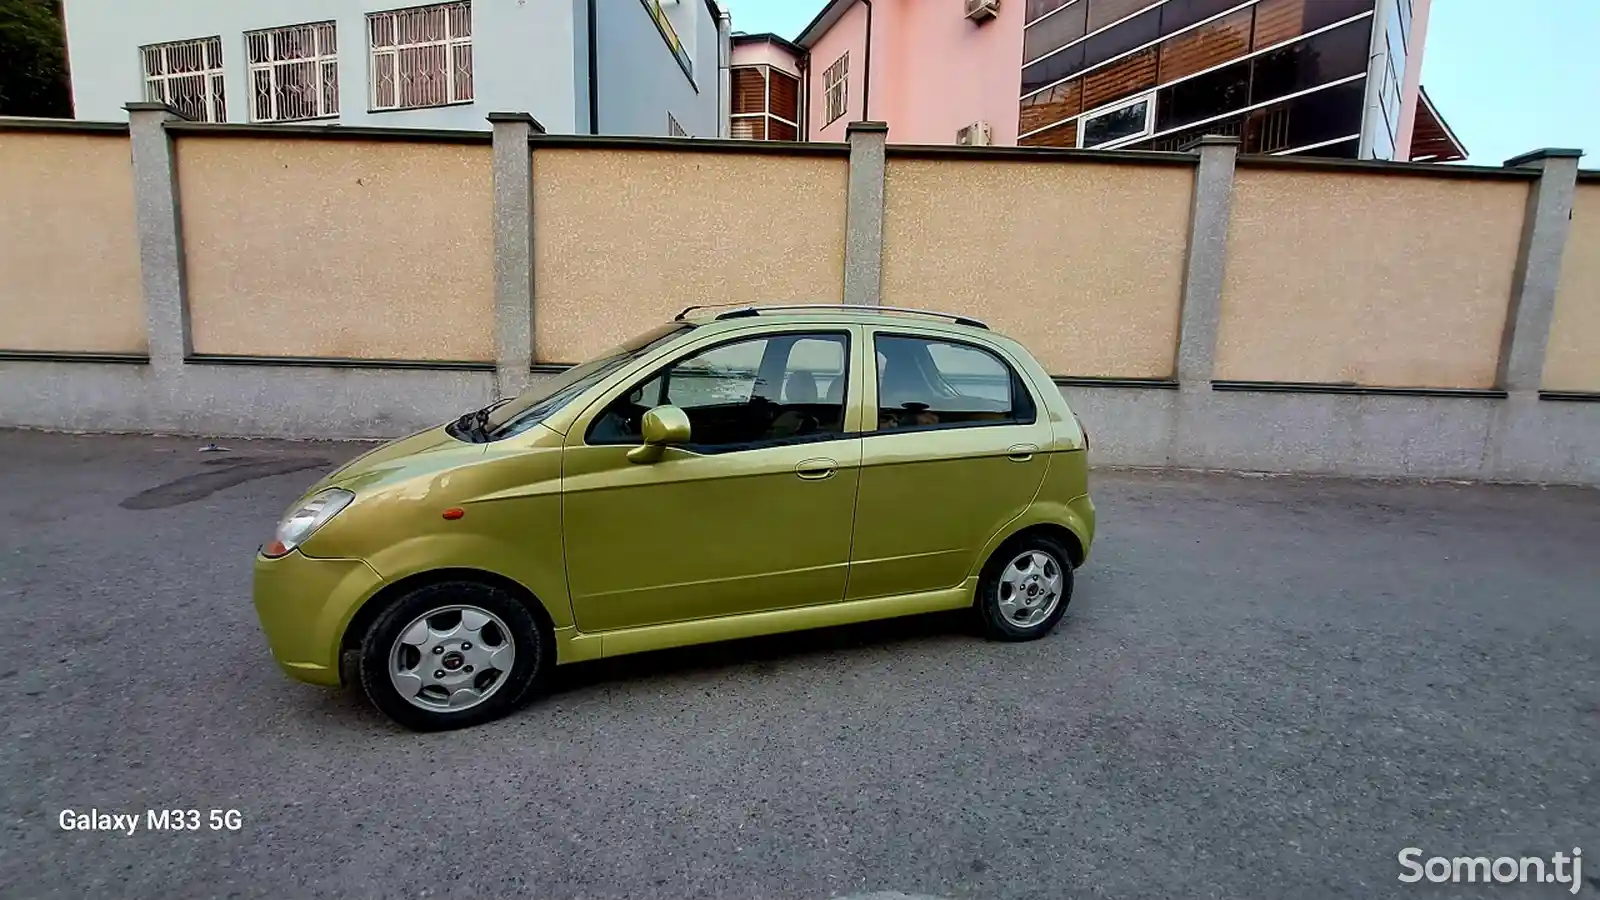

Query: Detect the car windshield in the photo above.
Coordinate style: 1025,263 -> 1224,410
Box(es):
480,322 -> 693,440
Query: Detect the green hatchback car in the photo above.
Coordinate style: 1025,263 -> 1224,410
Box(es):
253,305 -> 1096,730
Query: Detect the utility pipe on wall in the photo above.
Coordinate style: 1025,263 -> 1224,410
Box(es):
717,7 -> 732,138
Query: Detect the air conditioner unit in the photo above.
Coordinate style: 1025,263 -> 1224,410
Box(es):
965,0 -> 1000,22
956,121 -> 993,147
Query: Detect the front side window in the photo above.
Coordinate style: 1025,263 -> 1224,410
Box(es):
589,332 -> 851,452
369,1 -> 473,111
875,336 -> 1035,432
247,22 -> 339,122
141,36 -> 226,123
823,53 -> 849,125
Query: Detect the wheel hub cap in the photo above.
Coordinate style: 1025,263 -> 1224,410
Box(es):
996,550 -> 1065,628
388,605 -> 517,712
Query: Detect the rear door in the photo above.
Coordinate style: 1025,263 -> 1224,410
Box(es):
847,329 -> 1053,600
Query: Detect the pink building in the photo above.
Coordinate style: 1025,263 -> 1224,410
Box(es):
730,0 -> 1465,161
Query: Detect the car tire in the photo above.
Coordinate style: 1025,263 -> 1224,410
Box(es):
975,534 -> 1074,642
357,580 -> 550,731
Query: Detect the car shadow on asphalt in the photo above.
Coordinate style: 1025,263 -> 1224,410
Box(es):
290,610 -> 980,733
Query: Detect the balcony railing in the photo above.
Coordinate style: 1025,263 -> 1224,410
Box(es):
640,0 -> 693,81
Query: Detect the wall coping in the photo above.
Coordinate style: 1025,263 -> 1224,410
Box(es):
0,117 -> 129,135
1236,154 -> 1541,182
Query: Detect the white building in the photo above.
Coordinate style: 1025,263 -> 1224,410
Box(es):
61,0 -> 731,137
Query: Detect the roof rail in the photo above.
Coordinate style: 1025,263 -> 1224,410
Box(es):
678,304 -> 989,329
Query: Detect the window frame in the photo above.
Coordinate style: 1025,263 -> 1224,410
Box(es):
583,329 -> 857,455
367,1 -> 474,113
729,64 -> 802,141
869,332 -> 1039,437
245,20 -> 340,123
822,52 -> 849,126
139,36 -> 227,123
1077,90 -> 1156,147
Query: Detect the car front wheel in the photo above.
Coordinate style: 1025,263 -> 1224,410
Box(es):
357,580 -> 549,731
975,535 -> 1074,641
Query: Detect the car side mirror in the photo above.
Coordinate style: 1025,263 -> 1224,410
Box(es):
627,406 -> 691,464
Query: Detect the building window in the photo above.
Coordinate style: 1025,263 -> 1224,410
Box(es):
668,113 -> 688,137
368,1 -> 473,111
731,65 -> 800,142
246,22 -> 339,122
823,53 -> 848,126
141,36 -> 226,123
1079,91 -> 1154,147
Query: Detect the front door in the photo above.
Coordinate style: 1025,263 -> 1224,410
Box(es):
847,330 -> 1054,601
562,327 -> 865,633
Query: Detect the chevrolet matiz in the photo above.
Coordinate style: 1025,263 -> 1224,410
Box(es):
253,305 -> 1096,730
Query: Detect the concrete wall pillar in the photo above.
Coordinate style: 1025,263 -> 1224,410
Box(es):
488,112 -> 543,397
1167,135 -> 1240,468
124,102 -> 190,374
1497,148 -> 1584,393
843,121 -> 888,306
1174,135 -> 1239,389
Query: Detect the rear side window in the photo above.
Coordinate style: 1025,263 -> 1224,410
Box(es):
874,335 -> 1036,432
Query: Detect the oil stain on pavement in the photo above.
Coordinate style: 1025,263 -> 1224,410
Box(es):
119,455 -> 330,510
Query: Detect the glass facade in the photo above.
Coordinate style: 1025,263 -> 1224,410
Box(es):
1020,0 -> 1380,157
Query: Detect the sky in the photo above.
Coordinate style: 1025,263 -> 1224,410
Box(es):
722,0 -> 1600,165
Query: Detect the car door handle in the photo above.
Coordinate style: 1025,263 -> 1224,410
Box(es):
795,458 -> 837,480
1007,443 -> 1039,462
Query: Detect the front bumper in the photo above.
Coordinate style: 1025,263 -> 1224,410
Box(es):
252,550 -> 385,687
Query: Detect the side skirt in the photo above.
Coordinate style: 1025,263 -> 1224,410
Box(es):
552,580 -> 979,664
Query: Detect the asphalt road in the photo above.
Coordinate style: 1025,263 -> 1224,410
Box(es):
1,430 -> 1596,899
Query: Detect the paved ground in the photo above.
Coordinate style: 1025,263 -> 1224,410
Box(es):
0,430 -> 1596,899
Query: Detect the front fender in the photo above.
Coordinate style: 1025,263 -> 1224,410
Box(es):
360,531 -> 575,629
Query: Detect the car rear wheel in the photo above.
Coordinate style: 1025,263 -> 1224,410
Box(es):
975,534 -> 1073,641
357,580 -> 549,731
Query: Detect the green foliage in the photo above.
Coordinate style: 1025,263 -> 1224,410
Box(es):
0,0 -> 72,118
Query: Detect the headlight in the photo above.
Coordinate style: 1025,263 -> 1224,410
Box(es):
262,488 -> 355,558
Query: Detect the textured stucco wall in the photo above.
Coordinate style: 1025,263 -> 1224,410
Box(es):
1544,183 -> 1600,392
532,147 -> 849,363
731,40 -> 802,78
1217,167 -> 1525,388
879,158 -> 1193,378
0,132 -> 145,353
176,136 -> 495,361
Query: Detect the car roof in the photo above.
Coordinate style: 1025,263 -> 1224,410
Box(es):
676,304 -> 994,336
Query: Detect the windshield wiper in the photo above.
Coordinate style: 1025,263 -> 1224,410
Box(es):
453,397 -> 514,443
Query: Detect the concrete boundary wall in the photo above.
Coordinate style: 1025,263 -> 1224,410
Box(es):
0,108 -> 1595,484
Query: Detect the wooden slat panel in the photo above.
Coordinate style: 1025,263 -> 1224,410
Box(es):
1019,119 -> 1078,147
731,67 -> 767,116
769,70 -> 800,123
730,117 -> 766,140
1158,7 -> 1253,82
1083,47 -> 1157,110
1019,78 -> 1083,134
1251,0 -> 1308,49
